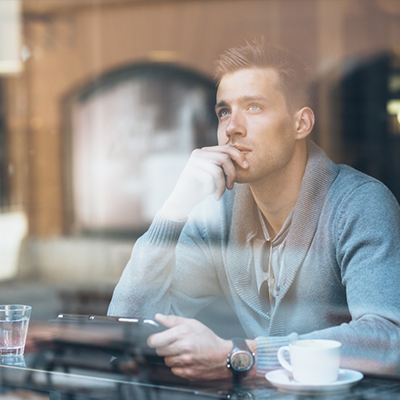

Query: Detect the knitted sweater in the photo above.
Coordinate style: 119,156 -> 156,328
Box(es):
108,141 -> 400,375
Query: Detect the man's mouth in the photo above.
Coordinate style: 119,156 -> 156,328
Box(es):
231,144 -> 252,154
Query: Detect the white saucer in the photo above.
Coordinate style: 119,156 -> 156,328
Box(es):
265,368 -> 363,394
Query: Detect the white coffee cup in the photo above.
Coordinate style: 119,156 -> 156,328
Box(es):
277,339 -> 342,384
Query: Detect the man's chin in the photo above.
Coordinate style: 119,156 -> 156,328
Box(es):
234,166 -> 255,184
235,174 -> 250,184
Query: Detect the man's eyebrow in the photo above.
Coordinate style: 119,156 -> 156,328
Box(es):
215,95 -> 269,109
239,95 -> 269,103
215,100 -> 228,110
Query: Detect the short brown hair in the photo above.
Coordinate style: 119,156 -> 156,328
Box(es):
215,39 -> 314,112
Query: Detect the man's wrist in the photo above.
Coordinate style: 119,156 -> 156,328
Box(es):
245,339 -> 258,377
217,339 -> 234,380
160,199 -> 190,221
226,338 -> 257,381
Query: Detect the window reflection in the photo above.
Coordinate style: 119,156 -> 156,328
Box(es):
333,51 -> 400,202
69,65 -> 217,233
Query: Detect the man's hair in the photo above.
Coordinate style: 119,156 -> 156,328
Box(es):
215,39 -> 314,112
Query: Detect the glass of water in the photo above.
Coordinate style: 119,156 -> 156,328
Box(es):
0,305 -> 32,357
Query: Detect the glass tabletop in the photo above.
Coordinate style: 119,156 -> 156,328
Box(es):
1,321 -> 400,400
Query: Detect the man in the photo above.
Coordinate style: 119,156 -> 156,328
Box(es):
108,40 -> 400,381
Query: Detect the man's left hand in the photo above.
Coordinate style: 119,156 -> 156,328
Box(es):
147,314 -> 233,381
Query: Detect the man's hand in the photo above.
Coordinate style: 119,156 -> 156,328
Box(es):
160,145 -> 249,221
147,314 -> 234,381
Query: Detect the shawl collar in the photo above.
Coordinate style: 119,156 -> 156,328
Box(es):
226,183 -> 261,316
226,141 -> 340,330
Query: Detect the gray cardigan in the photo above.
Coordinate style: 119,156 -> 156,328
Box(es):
109,142 -> 400,375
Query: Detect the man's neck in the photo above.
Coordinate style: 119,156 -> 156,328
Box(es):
250,142 -> 308,239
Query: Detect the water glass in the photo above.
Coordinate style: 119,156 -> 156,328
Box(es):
0,305 -> 32,357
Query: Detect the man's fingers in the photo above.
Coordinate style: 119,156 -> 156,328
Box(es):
156,343 -> 179,357
164,356 -> 184,368
189,159 -> 229,199
217,157 -> 237,191
155,313 -> 186,328
146,315 -> 232,381
202,145 -> 249,171
147,329 -> 176,349
147,314 -> 192,348
161,144 -> 248,219
191,151 -> 237,194
194,145 -> 248,191
171,367 -> 187,379
189,163 -> 216,195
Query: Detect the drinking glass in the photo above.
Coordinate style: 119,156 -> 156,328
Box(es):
0,305 -> 32,357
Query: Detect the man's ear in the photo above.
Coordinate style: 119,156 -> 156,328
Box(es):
294,107 -> 315,140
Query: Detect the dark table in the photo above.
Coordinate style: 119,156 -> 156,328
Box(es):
0,322 -> 400,400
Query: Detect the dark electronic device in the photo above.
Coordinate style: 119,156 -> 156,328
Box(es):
47,313 -> 165,357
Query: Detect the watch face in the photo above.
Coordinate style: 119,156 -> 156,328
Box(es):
231,351 -> 253,371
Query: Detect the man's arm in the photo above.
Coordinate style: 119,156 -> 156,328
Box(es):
299,181 -> 400,373
108,144 -> 251,379
145,180 -> 400,380
255,180 -> 400,376
108,145 -> 248,317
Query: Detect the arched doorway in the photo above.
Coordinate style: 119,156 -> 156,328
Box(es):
64,64 -> 217,235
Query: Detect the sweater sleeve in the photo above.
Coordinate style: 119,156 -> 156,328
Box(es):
255,181 -> 400,376
299,181 -> 400,373
254,333 -> 299,375
108,207 -> 223,319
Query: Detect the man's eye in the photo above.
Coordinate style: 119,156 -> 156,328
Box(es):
249,104 -> 260,111
218,109 -> 230,118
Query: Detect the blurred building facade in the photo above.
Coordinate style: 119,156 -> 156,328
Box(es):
1,0 -> 400,288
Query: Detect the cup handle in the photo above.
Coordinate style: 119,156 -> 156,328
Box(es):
277,346 -> 293,373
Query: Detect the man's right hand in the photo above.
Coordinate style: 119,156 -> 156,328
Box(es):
160,145 -> 249,221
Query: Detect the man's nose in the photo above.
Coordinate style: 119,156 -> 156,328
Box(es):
225,111 -> 246,139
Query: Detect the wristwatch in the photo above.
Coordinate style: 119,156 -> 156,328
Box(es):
226,338 -> 255,382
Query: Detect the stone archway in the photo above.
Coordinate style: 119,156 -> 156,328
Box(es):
65,63 -> 217,234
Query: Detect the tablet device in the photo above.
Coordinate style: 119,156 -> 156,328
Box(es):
37,313 -> 170,380
56,313 -> 162,332
48,313 -> 165,355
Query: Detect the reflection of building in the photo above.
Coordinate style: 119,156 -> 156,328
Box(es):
327,51 -> 400,201
1,0 -> 400,284
67,64 -> 217,234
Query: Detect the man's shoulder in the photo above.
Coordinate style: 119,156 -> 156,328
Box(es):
306,142 -> 397,204
335,164 -> 388,191
330,163 -> 399,209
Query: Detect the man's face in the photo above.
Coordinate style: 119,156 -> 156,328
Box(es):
215,68 -> 298,185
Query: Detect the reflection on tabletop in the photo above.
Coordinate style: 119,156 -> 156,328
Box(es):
0,355 -> 26,367
0,321 -> 397,400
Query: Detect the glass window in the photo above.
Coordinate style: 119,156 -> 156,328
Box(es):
69,65 -> 217,233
